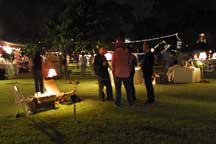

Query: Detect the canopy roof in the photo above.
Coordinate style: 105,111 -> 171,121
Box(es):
0,40 -> 26,49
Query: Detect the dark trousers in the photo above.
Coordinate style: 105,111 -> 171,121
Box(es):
129,71 -> 136,101
34,71 -> 44,93
98,78 -> 113,101
114,77 -> 133,106
0,69 -> 6,80
144,73 -> 155,103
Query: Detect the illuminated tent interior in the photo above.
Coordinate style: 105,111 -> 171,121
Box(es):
0,40 -> 26,79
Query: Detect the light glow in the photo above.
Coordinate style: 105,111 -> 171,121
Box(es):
152,78 -> 156,85
3,46 -> 13,54
200,33 -> 205,37
124,38 -> 131,43
104,52 -> 112,61
199,52 -> 207,60
47,68 -> 57,78
212,53 -> 216,59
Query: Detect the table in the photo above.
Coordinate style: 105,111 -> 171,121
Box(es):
108,67 -> 144,85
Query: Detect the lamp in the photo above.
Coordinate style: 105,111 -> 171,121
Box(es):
47,68 -> 57,78
104,52 -> 112,61
199,52 -> 207,60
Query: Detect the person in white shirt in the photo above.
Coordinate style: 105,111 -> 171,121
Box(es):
80,53 -> 87,76
88,52 -> 95,76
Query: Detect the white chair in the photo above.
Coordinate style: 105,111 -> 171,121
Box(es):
12,85 -> 32,118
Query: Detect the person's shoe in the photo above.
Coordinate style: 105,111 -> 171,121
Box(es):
145,101 -> 155,105
133,97 -> 136,101
144,101 -> 150,105
106,97 -> 113,101
129,102 -> 135,106
99,97 -> 105,101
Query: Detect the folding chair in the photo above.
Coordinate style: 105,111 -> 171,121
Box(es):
12,85 -> 33,118
43,79 -> 79,104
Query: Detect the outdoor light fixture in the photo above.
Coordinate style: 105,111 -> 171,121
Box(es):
199,52 -> 207,60
104,52 -> 112,61
199,33 -> 206,43
124,38 -> 131,43
47,68 -> 57,78
212,53 -> 216,59
3,46 -> 13,54
200,33 -> 205,37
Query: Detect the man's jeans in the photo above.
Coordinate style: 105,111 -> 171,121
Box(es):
143,73 -> 155,103
34,70 -> 44,93
129,71 -> 136,101
98,78 -> 113,101
114,77 -> 134,106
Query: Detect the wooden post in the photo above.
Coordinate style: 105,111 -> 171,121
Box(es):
73,103 -> 76,120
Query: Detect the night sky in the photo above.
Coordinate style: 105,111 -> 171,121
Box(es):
0,0 -> 154,41
0,0 -> 216,43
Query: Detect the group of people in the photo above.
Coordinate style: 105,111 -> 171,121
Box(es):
32,39 -> 156,106
94,38 -> 155,107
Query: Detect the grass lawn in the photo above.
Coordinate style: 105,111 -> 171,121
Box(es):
1,73 -> 216,144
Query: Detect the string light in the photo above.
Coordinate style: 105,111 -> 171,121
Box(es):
124,33 -> 180,44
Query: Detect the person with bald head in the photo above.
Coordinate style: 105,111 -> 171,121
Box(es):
112,38 -> 134,107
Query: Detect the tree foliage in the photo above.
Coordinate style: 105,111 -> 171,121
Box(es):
1,0 -> 216,52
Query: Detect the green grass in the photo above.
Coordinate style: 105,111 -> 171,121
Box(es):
1,74 -> 216,144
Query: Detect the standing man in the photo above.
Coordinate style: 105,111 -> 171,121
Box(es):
80,52 -> 87,76
88,52 -> 95,76
112,38 -> 134,106
94,47 -> 113,101
142,42 -> 155,104
127,47 -> 137,101
33,49 -> 44,95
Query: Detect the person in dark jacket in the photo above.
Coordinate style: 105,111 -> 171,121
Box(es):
142,42 -> 155,104
94,47 -> 113,101
33,49 -> 44,95
127,47 -> 137,101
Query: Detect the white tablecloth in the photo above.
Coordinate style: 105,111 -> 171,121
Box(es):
108,67 -> 144,85
173,67 -> 201,83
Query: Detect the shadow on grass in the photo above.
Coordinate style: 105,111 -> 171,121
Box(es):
31,118 -> 64,144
